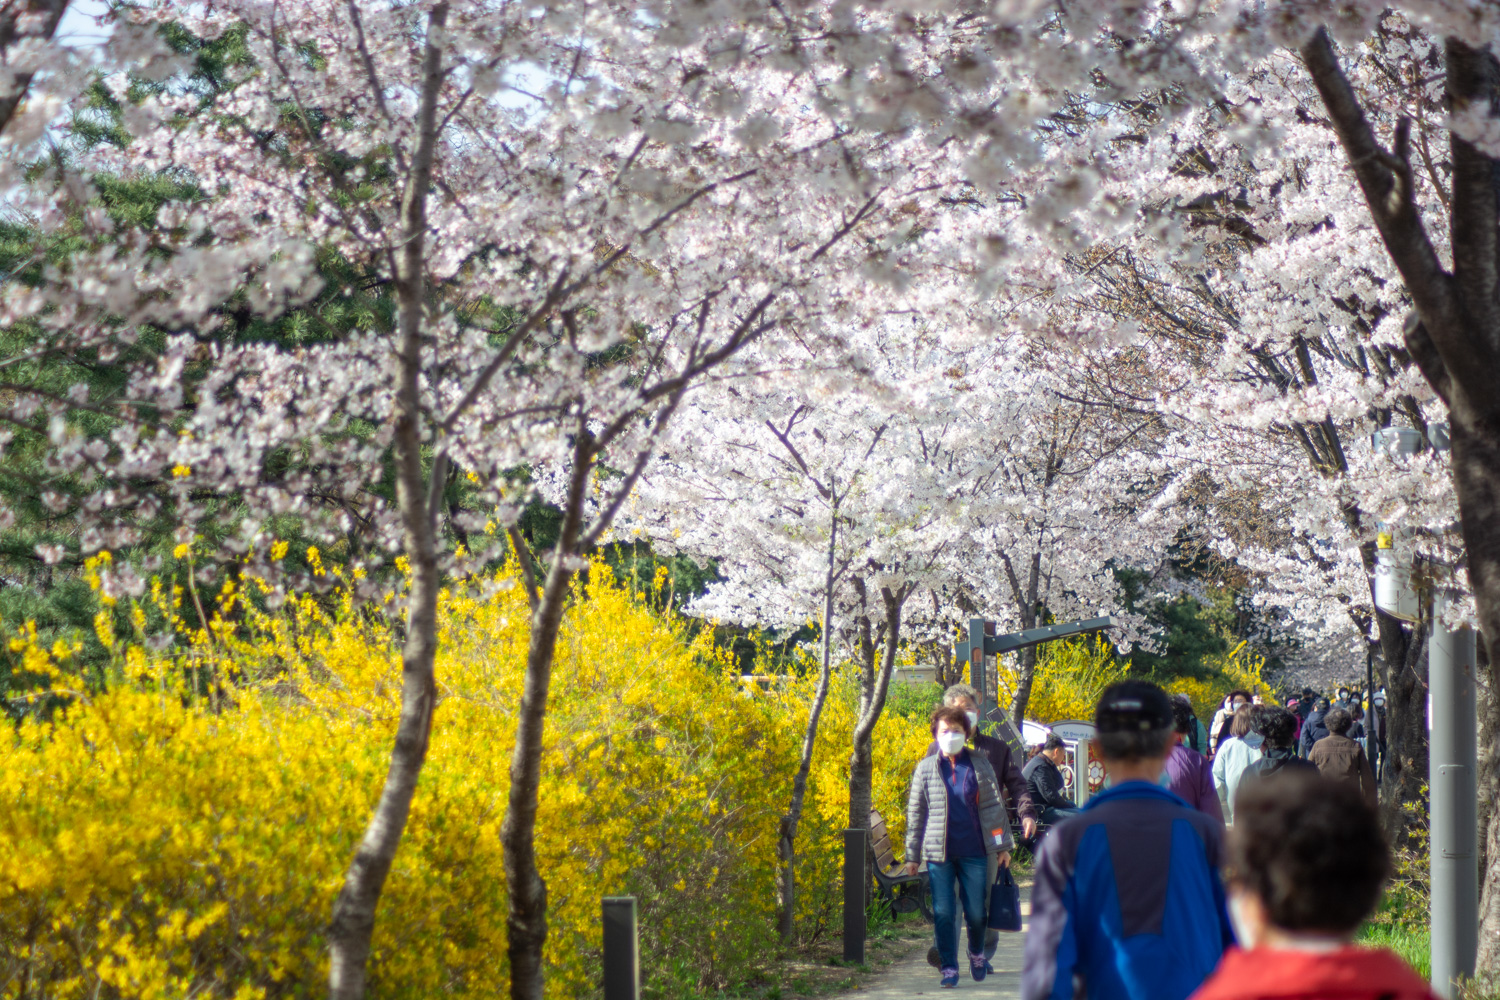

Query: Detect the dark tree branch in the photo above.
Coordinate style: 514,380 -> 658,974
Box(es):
1402,311 -> 1454,407
0,0 -> 70,134
1304,27 -> 1500,416
506,525 -> 542,615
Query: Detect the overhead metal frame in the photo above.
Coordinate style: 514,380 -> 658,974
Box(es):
954,616 -> 1118,721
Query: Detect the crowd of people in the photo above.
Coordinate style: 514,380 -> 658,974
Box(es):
898,680 -> 1428,1000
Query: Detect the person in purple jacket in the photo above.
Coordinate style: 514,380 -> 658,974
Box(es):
1167,696 -> 1224,824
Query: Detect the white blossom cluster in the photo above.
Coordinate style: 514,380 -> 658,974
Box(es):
3,0 -> 1491,674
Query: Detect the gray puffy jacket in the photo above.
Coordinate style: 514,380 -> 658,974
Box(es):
905,749 -> 1015,863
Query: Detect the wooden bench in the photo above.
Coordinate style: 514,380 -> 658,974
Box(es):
868,809 -> 932,921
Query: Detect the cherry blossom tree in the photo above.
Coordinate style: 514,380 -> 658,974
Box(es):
22,0 -> 1500,987
7,2 -> 999,995
625,337 -> 955,933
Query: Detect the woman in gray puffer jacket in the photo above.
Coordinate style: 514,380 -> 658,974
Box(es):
902,705 -> 1014,988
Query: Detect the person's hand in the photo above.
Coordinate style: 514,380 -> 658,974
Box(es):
903,861 -> 920,876
997,851 -> 1012,869
1021,817 -> 1037,840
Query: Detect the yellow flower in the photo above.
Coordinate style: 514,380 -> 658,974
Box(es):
0,560 -> 931,999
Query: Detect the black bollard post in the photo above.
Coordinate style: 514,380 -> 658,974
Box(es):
603,896 -> 640,1000
843,828 -> 866,964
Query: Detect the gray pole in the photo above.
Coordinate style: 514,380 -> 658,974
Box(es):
602,896 -> 640,1000
843,828 -> 867,964
968,618 -> 987,717
1429,589 -> 1478,998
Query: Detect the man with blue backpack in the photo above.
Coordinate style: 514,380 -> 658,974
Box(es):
1022,680 -> 1234,1000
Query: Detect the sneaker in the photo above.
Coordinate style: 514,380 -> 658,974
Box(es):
969,952 -> 987,982
984,960 -> 995,975
940,968 -> 960,988
927,946 -> 941,968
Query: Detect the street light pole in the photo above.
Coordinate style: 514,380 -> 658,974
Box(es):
1368,424 -> 1478,996
1429,589 -> 1478,998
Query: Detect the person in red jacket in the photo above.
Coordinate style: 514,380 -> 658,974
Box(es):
1191,770 -> 1438,1000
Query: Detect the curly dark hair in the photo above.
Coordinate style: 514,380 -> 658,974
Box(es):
1325,708 -> 1353,736
1229,771 -> 1389,933
1170,697 -> 1196,736
1255,706 -> 1298,748
930,704 -> 972,738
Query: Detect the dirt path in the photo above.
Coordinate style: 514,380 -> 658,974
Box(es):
846,888 -> 1031,999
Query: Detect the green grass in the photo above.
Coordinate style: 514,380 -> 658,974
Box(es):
1357,921 -> 1430,981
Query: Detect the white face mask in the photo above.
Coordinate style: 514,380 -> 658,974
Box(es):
1227,892 -> 1259,949
966,711 -> 979,729
1244,732 -> 1265,749
937,730 -> 967,755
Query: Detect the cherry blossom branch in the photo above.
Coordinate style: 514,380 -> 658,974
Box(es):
0,0 -> 70,133
1301,27 -> 1490,403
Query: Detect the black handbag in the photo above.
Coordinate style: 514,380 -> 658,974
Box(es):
987,864 -> 1022,931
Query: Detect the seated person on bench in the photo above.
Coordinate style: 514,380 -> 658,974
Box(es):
1023,734 -> 1082,828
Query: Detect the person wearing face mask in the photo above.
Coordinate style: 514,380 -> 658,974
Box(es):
1211,705 -> 1262,825
921,686 -> 1037,975
1209,690 -> 1252,757
924,683 -> 1038,840
1299,698 -> 1333,757
1022,681 -> 1233,1000
904,705 -> 1015,988
1189,772 -> 1435,1000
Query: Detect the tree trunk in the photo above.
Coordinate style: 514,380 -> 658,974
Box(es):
1008,645 -> 1039,730
327,11 -> 448,999
847,585 -> 907,831
1004,550 -> 1042,727
1478,641 -> 1500,969
776,510 -> 839,944
1299,28 -> 1500,963
502,427 -> 595,1000
1375,608 -> 1429,846
326,542 -> 440,1000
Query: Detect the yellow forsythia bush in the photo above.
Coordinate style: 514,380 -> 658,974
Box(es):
1166,641 -> 1277,724
0,564 -> 929,1000
994,636 -> 1131,724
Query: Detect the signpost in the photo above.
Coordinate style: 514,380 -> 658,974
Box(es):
955,616 -> 1117,731
952,617 -> 1117,808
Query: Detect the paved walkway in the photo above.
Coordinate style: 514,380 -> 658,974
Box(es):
854,888 -> 1031,998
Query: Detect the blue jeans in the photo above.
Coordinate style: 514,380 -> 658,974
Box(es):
929,855 -> 990,970
1039,805 -> 1081,827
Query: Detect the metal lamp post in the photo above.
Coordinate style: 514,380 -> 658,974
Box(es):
1370,425 -> 1476,998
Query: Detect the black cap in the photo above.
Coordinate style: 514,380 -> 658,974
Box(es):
1095,680 -> 1174,734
